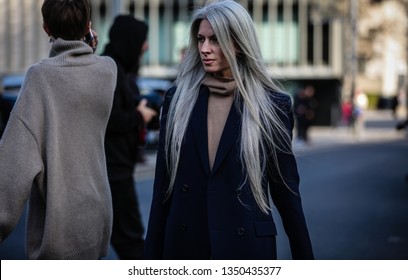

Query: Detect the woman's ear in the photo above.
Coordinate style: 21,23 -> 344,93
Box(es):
43,22 -> 51,36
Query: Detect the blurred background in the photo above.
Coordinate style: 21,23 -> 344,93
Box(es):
1,0 -> 408,125
0,0 -> 408,260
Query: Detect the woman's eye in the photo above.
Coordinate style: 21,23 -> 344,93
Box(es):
197,37 -> 204,43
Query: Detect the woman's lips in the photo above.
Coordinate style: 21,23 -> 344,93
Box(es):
202,59 -> 214,65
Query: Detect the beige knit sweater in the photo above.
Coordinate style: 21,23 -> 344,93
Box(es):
202,76 -> 236,170
0,39 -> 117,259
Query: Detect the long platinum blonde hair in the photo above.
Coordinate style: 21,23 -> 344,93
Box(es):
165,0 -> 293,213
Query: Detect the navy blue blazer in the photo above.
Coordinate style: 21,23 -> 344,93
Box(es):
144,86 -> 314,260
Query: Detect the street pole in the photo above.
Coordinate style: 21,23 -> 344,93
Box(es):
112,0 -> 123,18
350,0 -> 358,129
405,0 -> 408,122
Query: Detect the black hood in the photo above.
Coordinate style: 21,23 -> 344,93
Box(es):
102,15 -> 148,73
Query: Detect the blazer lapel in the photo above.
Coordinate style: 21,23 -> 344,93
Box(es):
211,99 -> 241,174
191,87 -> 242,176
191,87 -> 211,176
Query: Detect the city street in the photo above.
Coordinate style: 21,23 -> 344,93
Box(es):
1,110 -> 407,260
280,137 -> 408,259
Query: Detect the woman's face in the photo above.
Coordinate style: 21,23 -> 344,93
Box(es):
197,19 -> 232,78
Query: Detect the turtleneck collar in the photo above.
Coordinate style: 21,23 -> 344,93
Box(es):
43,38 -> 95,67
202,74 -> 237,96
49,38 -> 92,57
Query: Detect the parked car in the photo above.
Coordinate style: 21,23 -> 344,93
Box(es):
0,73 -> 25,137
0,73 -> 172,145
135,77 -> 172,148
136,77 -> 172,96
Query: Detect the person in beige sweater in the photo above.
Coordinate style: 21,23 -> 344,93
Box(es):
0,0 -> 117,259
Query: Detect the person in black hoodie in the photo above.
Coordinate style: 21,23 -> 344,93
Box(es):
102,15 -> 156,260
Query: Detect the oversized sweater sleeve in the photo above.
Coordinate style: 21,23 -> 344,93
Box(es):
0,115 -> 43,242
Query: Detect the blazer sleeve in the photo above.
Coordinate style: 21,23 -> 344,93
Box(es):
268,93 -> 315,260
143,87 -> 175,259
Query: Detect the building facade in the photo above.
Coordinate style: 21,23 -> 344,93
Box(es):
0,0 -> 353,125
358,0 -> 407,112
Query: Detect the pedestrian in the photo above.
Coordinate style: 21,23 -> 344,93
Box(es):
353,89 -> 368,136
0,0 -> 117,259
341,98 -> 353,126
391,93 -> 400,119
294,85 -> 316,144
144,0 -> 314,260
396,119 -> 408,130
102,15 -> 157,260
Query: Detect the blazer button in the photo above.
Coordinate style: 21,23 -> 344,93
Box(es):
182,184 -> 189,192
237,227 -> 245,236
181,224 -> 188,232
236,188 -> 242,196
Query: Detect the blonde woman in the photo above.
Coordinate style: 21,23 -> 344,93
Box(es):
144,0 -> 314,260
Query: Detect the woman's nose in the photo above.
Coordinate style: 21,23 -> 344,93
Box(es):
200,40 -> 211,53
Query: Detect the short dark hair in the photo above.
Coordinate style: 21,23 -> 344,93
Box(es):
41,0 -> 90,40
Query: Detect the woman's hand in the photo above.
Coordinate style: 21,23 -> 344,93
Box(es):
84,22 -> 98,53
137,99 -> 157,124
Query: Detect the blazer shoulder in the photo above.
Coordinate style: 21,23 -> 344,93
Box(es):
164,85 -> 177,101
268,91 -> 293,112
161,85 -> 177,115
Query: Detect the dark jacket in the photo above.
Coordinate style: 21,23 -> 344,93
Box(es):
144,86 -> 314,260
102,15 -> 148,181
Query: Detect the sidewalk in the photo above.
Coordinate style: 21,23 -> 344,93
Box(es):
135,110 -> 408,180
297,110 -> 407,151
134,150 -> 158,181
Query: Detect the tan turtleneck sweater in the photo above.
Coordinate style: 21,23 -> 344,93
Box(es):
202,76 -> 236,170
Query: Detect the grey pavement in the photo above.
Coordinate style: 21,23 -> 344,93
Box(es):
295,110 -> 406,150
